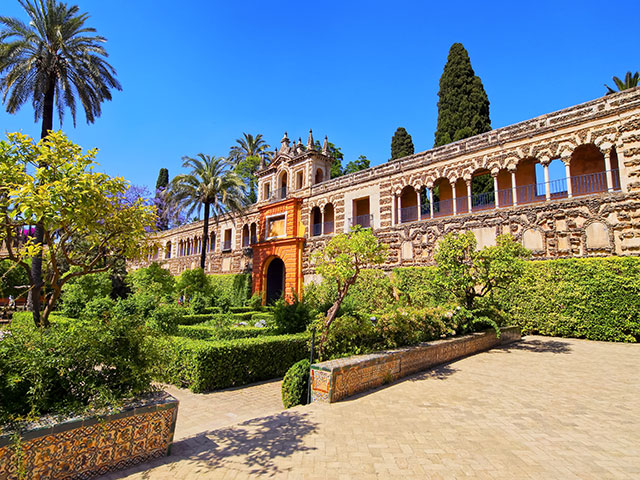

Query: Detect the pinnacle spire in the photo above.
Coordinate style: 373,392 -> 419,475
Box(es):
322,135 -> 329,155
307,129 -> 314,150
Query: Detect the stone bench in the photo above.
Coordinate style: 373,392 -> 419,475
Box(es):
310,327 -> 521,403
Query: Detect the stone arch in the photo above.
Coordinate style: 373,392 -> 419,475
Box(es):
242,224 -> 250,247
311,206 -> 322,236
399,185 -> 419,223
165,241 -> 172,259
278,168 -> 289,199
570,144 -> 607,195
263,256 -> 285,305
323,203 -> 335,234
315,168 -> 324,184
432,176 -> 453,217
250,222 -> 257,244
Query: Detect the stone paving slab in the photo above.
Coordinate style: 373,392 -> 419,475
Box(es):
100,336 -> 640,479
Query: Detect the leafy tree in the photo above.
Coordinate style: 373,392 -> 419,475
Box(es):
312,226 -> 388,353
343,155 -> 370,175
434,232 -> 530,310
390,127 -> 414,160
229,133 -> 271,204
175,267 -> 210,300
0,0 -> 122,324
605,71 -> 639,94
169,154 -> 246,270
315,139 -> 344,178
0,131 -> 155,327
155,168 -> 170,230
127,262 -> 175,299
434,43 -> 491,147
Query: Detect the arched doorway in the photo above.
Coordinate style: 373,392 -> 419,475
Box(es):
265,257 -> 285,304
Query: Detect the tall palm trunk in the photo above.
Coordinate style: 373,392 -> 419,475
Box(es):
200,201 -> 210,270
28,79 -> 55,327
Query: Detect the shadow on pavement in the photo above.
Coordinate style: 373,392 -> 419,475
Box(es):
498,337 -> 572,354
101,410 -> 317,479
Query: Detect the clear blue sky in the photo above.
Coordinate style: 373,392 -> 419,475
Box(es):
1,0 -> 637,191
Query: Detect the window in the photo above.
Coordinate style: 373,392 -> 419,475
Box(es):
296,170 -> 304,189
266,214 -> 286,239
223,229 -> 232,251
263,183 -> 271,201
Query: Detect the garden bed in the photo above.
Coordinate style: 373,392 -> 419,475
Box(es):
310,327 -> 521,403
0,391 -> 178,479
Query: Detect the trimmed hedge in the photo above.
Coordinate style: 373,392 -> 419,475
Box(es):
155,333 -> 309,392
281,359 -> 310,409
493,257 -> 640,342
209,273 -> 252,307
179,313 -> 217,326
394,257 -> 640,343
176,325 -> 275,341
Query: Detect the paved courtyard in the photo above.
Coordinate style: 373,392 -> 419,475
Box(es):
101,336 -> 640,479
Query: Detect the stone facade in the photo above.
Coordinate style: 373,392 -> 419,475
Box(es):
134,88 -> 640,300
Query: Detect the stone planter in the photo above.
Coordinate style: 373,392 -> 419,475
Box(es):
310,327 -> 521,403
0,391 -> 178,480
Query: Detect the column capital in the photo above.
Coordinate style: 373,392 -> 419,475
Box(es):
539,156 -> 551,166
561,155 -> 571,166
507,164 -> 518,173
490,168 -> 500,178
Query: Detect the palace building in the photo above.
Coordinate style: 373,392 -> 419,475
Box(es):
134,88 -> 640,304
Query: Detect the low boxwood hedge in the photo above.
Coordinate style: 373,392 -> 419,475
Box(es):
176,325 -> 275,341
154,333 -> 309,392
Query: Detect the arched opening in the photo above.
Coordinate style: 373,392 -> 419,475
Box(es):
496,168 -> 513,206
324,203 -> 335,234
250,223 -> 257,244
280,172 -> 288,199
455,178 -> 469,214
315,168 -> 324,184
311,206 -> 322,236
165,242 -> 172,259
242,224 -> 250,247
263,182 -> 271,201
570,144 -> 607,196
514,157 -> 541,204
471,169 -> 494,211
433,178 -> 453,217
399,186 -> 418,223
535,158 -> 567,199
209,232 -> 216,251
265,257 -> 285,305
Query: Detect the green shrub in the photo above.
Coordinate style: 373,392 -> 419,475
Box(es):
209,273 -> 252,309
176,325 -> 275,341
229,306 -> 254,313
374,306 -> 454,349
147,303 -> 183,335
126,262 -> 175,299
179,313 -> 218,326
312,313 -> 378,360
60,269 -> 112,318
203,306 -> 222,315
189,292 -> 208,314
0,313 -> 157,424
272,297 -> 314,334
154,333 -> 309,392
0,259 -> 29,299
246,293 -> 263,310
81,296 -> 116,322
281,359 -> 310,409
393,266 -> 445,308
176,268 -> 210,299
494,257 -> 640,342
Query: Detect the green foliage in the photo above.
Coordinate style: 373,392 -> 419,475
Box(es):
229,133 -> 271,204
315,139 -> 344,178
605,71 -> 639,94
146,303 -> 182,335
0,260 -> 28,299
310,314 -> 377,360
154,333 -> 309,392
434,43 -> 491,147
281,359 -> 310,409
246,293 -> 263,310
176,325 -> 275,341
343,155 -> 370,175
81,296 -> 116,323
189,292 -> 209,314
176,268 -> 210,299
127,263 -> 175,300
272,297 -> 314,334
374,306 -> 454,349
209,273 -> 252,309
494,257 -> 640,342
0,313 -> 156,424
434,232 -> 530,309
390,127 -> 415,160
392,267 -> 444,308
60,270 -> 113,318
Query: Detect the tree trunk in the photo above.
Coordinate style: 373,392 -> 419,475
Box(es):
28,80 -> 55,328
319,285 -> 350,360
200,201 -> 210,270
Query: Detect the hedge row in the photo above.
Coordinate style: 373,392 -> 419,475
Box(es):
154,333 -> 309,392
392,257 -> 640,343
179,311 -> 270,326
176,325 -> 275,341
209,273 -> 252,307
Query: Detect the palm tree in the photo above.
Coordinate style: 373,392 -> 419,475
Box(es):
605,71 -> 639,95
170,154 -> 247,270
229,133 -> 271,203
0,0 -> 121,326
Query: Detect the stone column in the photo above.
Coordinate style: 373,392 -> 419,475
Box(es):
509,167 -> 517,206
563,157 -> 573,198
416,187 -> 422,220
452,181 -> 457,216
429,187 -> 434,219
603,148 -> 614,192
542,159 -> 551,201
464,179 -> 472,212
492,172 -> 500,208
397,193 -> 403,224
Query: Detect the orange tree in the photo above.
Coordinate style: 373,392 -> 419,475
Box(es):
0,132 -> 155,327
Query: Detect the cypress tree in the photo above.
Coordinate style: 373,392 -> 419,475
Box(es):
155,168 -> 169,191
390,127 -> 415,160
434,43 -> 491,147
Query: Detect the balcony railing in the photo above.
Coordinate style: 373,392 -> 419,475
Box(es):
349,214 -> 373,228
324,221 -> 334,235
398,169 -> 620,223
